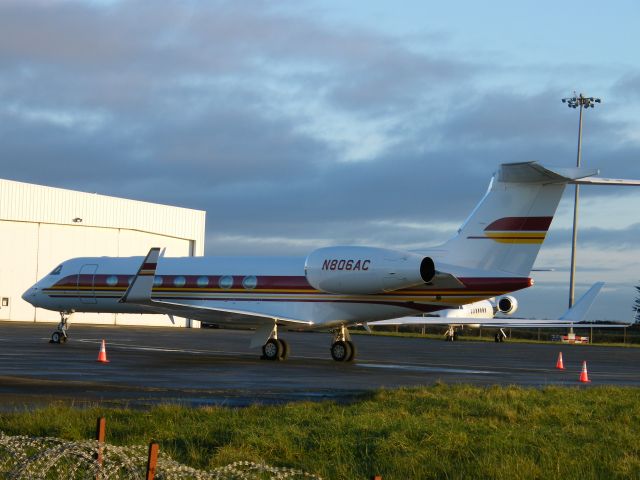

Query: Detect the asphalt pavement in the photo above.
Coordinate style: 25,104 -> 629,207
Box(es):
0,321 -> 638,409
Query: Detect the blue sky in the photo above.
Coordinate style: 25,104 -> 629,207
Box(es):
0,0 -> 638,320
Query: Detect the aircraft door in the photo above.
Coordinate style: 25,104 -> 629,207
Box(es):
78,264 -> 98,304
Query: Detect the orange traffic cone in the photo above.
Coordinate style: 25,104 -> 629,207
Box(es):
97,339 -> 110,363
556,352 -> 565,370
579,360 -> 590,383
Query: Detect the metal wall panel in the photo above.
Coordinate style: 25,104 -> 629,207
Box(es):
0,221 -> 39,321
0,178 -> 205,247
0,178 -> 206,327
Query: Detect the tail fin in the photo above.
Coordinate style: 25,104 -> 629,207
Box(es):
441,162 -> 605,276
559,282 -> 604,322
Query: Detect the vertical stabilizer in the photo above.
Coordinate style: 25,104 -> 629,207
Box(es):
440,162 -> 599,276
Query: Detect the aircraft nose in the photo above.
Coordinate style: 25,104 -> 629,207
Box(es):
22,286 -> 37,303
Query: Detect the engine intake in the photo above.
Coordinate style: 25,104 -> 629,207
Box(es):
496,295 -> 518,315
305,246 -> 435,295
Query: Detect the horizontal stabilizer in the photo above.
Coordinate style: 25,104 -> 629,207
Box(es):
498,162 -> 640,186
571,176 -> 640,186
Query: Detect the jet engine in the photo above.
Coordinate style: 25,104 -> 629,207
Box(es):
304,246 -> 435,295
496,295 -> 518,315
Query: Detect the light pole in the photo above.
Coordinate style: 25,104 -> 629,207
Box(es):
561,93 -> 601,312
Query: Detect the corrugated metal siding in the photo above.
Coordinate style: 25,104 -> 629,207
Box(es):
0,178 -> 205,245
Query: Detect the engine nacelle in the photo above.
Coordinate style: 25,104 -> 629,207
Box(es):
496,295 -> 518,315
304,246 -> 435,295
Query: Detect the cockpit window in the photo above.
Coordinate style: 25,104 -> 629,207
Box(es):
49,265 -> 62,275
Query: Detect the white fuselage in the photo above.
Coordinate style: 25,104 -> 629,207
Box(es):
23,253 -> 530,328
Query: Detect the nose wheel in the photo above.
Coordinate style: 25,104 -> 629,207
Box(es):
50,311 -> 72,344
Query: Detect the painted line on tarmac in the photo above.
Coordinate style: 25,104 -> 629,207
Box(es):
74,338 -> 333,361
357,363 -> 497,375
76,338 -> 239,356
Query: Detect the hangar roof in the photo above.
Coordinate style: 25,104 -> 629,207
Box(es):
0,178 -> 205,244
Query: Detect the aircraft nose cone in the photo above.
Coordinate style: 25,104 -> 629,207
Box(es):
22,287 -> 36,303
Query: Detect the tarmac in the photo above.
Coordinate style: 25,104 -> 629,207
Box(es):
0,321 -> 639,409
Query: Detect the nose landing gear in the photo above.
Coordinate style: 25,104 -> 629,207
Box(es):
50,311 -> 73,344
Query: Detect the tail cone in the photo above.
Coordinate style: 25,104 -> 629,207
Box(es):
579,360 -> 590,383
97,339 -> 110,363
556,352 -> 565,370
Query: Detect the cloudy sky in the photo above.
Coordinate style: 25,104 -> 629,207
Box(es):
1,0 -> 639,320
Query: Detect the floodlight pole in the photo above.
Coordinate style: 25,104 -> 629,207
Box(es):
569,98 -> 584,310
561,93 -> 601,319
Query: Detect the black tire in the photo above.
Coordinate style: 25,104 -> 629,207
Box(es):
331,340 -> 352,362
262,338 -> 281,360
345,341 -> 356,362
278,339 -> 289,360
453,333 -> 459,341
50,331 -> 62,344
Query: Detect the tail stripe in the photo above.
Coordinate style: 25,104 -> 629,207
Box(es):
484,216 -> 553,231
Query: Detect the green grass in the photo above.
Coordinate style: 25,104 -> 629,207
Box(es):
2,385 -> 640,479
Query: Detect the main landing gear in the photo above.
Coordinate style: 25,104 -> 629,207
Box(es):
444,325 -> 459,342
261,325 -> 289,361
330,325 -> 356,362
50,311 -> 73,344
258,322 -> 357,362
494,328 -> 507,343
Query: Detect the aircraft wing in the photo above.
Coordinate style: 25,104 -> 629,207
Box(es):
368,281 -> 632,328
367,317 -> 632,328
119,248 -> 313,327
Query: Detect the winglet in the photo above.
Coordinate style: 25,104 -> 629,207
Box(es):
559,282 -> 604,322
119,248 -> 161,304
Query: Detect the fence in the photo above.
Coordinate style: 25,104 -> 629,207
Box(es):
0,417 -> 323,480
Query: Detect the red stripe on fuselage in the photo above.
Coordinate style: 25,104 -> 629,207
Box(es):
485,217 -> 552,232
51,275 -> 532,295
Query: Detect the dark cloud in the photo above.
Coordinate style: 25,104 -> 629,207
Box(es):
0,0 -> 638,303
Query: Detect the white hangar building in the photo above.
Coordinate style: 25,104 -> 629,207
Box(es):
0,178 -> 206,327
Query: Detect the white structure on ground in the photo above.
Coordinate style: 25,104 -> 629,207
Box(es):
0,178 -> 206,327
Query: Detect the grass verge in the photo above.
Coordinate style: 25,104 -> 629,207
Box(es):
1,385 -> 640,479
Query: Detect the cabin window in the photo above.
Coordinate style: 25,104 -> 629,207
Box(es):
49,265 -> 62,275
174,276 -> 186,287
153,276 -> 163,287
242,275 -> 258,290
106,276 -> 118,287
197,276 -> 209,287
219,276 -> 233,289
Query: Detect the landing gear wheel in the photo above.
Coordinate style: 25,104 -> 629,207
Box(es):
494,333 -> 503,343
50,331 -> 62,344
262,338 -> 283,361
278,339 -> 289,360
345,340 -> 356,362
331,340 -> 352,362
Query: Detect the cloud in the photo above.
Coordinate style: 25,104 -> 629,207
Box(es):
1,0 -> 639,322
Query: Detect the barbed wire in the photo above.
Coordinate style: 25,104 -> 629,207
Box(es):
0,432 -> 323,480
